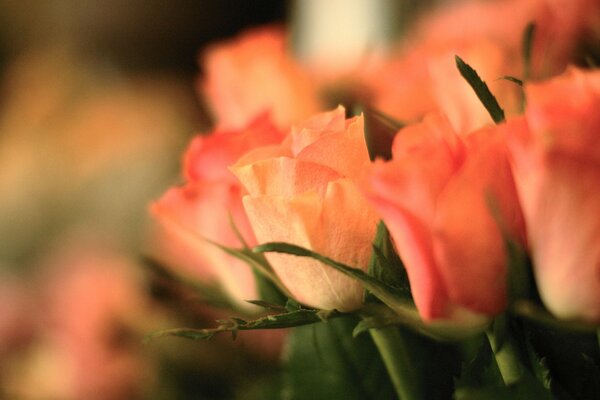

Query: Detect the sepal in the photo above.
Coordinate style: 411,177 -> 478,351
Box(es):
455,55 -> 506,123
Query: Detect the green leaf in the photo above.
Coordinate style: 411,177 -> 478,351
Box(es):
282,315 -> 397,400
455,335 -> 504,390
144,307 -> 343,343
525,321 -> 600,398
244,300 -> 288,312
252,267 -> 288,306
486,315 -> 524,385
367,221 -> 411,299
254,242 -> 487,340
227,211 -> 250,249
354,304 -> 408,336
355,303 -> 486,341
368,324 -> 463,400
522,23 -> 536,82
455,55 -> 506,124
485,192 -> 536,304
254,241 -> 421,323
455,335 -> 553,400
505,239 -> 535,304
361,107 -> 403,161
226,211 -> 288,304
285,298 -> 302,312
206,239 -> 292,299
524,333 -> 552,390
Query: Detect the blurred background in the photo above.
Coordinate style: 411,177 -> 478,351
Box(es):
0,2 -> 290,399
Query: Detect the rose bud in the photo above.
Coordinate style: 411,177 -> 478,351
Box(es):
150,114 -> 284,310
200,26 -> 321,130
231,106 -> 379,312
362,114 -> 525,322
506,67 -> 600,322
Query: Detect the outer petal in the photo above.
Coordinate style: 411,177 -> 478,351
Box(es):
362,114 -> 465,319
525,68 -> 600,161
289,105 -> 346,154
150,182 -> 257,307
296,115 -> 370,179
433,128 -> 524,316
507,68 -> 600,321
528,155 -> 600,321
184,113 -> 284,183
232,157 -> 342,198
243,179 -> 377,311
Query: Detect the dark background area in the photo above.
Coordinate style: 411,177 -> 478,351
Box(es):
0,0 -> 288,77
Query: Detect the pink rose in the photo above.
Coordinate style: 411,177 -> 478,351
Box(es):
200,26 -> 321,130
506,67 -> 600,322
24,244 -> 147,400
362,114 -> 525,322
231,106 -> 379,311
150,114 -> 284,308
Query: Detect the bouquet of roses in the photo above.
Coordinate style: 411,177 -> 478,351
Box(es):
146,0 -> 600,398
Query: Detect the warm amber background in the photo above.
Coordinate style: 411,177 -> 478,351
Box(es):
0,2 -> 287,399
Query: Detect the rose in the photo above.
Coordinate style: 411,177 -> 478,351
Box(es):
367,39 -> 521,134
150,114 -> 284,309
8,244 -> 147,400
365,0 -> 599,134
505,67 -> 600,322
231,106 -> 379,311
407,0 -> 598,79
200,26 -> 321,130
362,114 -> 525,322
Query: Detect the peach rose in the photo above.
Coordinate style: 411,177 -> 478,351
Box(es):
231,106 -> 379,311
366,0 -> 599,133
362,114 -> 525,322
505,67 -> 600,322
367,38 -> 521,134
200,26 -> 321,130
150,114 -> 284,308
413,0 -> 598,78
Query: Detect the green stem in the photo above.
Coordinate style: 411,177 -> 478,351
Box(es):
369,326 -> 420,400
486,326 -> 522,385
597,330 -> 600,351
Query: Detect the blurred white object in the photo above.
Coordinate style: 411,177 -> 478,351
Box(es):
293,0 -> 392,75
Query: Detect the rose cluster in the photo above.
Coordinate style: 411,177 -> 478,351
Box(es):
151,0 -> 600,325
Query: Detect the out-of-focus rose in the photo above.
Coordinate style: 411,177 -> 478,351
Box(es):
150,114 -> 285,309
365,0 -> 600,133
368,39 -> 520,134
200,26 -> 321,130
4,242 -> 149,400
231,106 -> 379,312
362,114 -> 525,322
413,0 -> 599,77
505,67 -> 600,322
